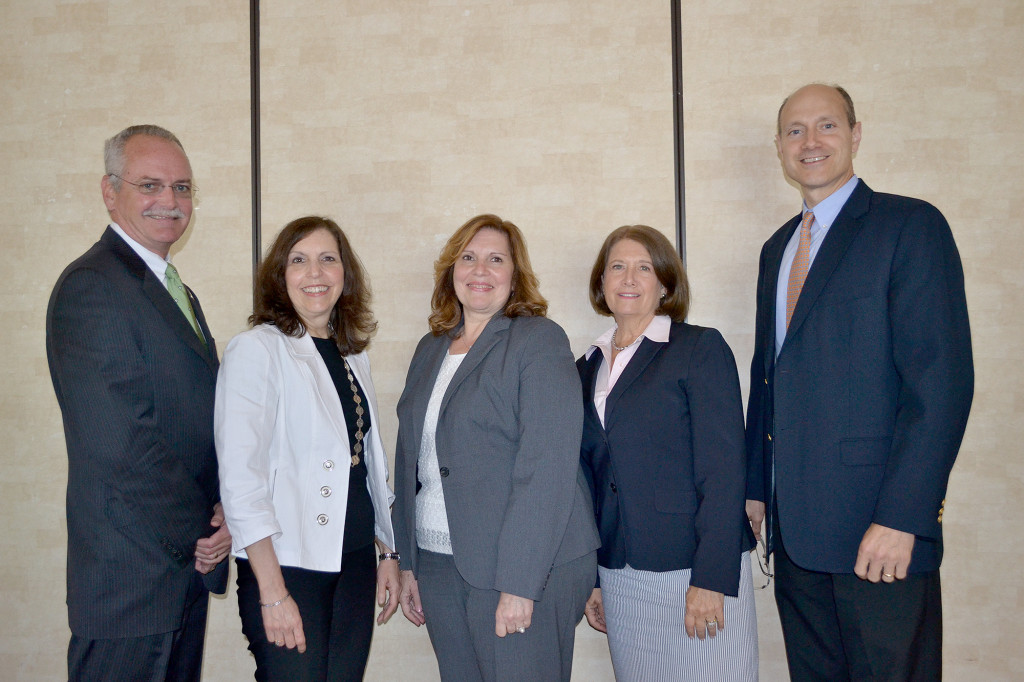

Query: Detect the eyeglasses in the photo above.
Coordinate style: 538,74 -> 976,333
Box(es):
109,174 -> 196,199
754,537 -> 774,590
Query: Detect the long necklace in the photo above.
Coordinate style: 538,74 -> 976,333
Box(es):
342,358 -> 365,468
611,328 -> 641,352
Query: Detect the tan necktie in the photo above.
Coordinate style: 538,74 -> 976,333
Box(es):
785,211 -> 815,329
165,263 -> 205,343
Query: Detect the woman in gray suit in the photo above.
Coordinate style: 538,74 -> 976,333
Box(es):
392,214 -> 599,681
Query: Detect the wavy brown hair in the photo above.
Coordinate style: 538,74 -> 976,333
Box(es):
588,225 -> 690,323
428,214 -> 547,335
251,216 -> 377,354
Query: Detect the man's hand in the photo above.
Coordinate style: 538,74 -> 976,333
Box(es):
194,503 -> 231,574
854,523 -> 915,583
746,500 -> 766,542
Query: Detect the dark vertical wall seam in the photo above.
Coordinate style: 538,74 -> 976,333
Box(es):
670,0 -> 686,265
250,0 -> 262,278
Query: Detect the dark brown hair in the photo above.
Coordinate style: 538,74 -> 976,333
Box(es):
588,225 -> 690,323
428,214 -> 547,335
251,216 -> 376,354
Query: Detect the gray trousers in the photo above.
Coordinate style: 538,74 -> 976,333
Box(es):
417,549 -> 597,682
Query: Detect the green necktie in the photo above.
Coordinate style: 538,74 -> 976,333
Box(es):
165,263 -> 205,343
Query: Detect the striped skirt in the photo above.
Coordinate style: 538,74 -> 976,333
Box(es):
599,554 -> 758,681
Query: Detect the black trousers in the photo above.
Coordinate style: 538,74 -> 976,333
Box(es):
773,526 -> 942,681
236,545 -> 376,682
68,572 -> 210,682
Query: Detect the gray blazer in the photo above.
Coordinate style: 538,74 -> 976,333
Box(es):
392,314 -> 599,601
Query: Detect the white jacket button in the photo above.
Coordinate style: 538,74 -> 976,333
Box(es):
316,514 -> 329,525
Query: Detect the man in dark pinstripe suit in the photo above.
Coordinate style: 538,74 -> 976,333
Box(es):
47,125 -> 231,681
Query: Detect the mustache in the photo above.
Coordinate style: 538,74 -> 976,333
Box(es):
142,208 -> 187,220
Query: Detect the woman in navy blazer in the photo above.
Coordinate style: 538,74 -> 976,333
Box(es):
578,225 -> 757,681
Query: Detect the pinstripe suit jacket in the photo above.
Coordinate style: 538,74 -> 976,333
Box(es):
47,227 -> 226,639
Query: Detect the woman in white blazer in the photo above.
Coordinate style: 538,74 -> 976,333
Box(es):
215,216 -> 399,681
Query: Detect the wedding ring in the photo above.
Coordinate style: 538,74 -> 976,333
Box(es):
883,572 -> 894,579
706,619 -> 718,627
516,626 -> 525,634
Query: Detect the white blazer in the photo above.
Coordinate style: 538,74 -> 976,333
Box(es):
215,324 -> 395,572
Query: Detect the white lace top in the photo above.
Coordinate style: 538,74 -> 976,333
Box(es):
415,351 -> 466,555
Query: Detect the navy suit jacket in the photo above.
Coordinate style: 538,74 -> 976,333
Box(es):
47,227 -> 226,639
578,322 -> 753,596
392,315 -> 599,601
745,181 -> 974,574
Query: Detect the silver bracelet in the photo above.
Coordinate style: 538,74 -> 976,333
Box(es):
260,592 -> 291,608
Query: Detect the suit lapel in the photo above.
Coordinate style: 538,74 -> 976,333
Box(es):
763,216 -> 799,374
579,352 -> 605,433
604,338 -> 664,424
403,333 -> 450,453
104,228 -> 217,370
141,275 -> 217,369
440,315 -> 511,415
784,182 -> 872,342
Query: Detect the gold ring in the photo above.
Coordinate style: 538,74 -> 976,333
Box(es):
883,572 -> 894,579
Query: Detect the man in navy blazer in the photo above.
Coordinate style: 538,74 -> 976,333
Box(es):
745,84 -> 973,680
47,126 -> 231,681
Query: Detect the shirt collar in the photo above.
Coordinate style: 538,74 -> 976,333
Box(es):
586,314 -> 671,359
804,175 -> 859,229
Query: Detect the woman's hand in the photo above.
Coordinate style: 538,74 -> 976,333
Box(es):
684,585 -> 724,640
584,587 -> 607,633
376,556 -> 401,625
495,592 -> 534,637
399,570 -> 425,626
260,591 -> 306,653
245,537 -> 306,652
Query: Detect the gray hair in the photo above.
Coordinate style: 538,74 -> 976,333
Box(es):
104,125 -> 186,190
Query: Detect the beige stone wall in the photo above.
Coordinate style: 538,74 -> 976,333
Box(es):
3,1 -> 1020,679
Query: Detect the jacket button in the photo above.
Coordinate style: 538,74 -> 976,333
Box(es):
320,486 -> 332,497
323,460 -> 335,471
610,483 -> 617,493
316,514 -> 329,525
439,467 -> 450,477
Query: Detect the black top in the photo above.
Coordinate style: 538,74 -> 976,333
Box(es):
312,336 -> 375,554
